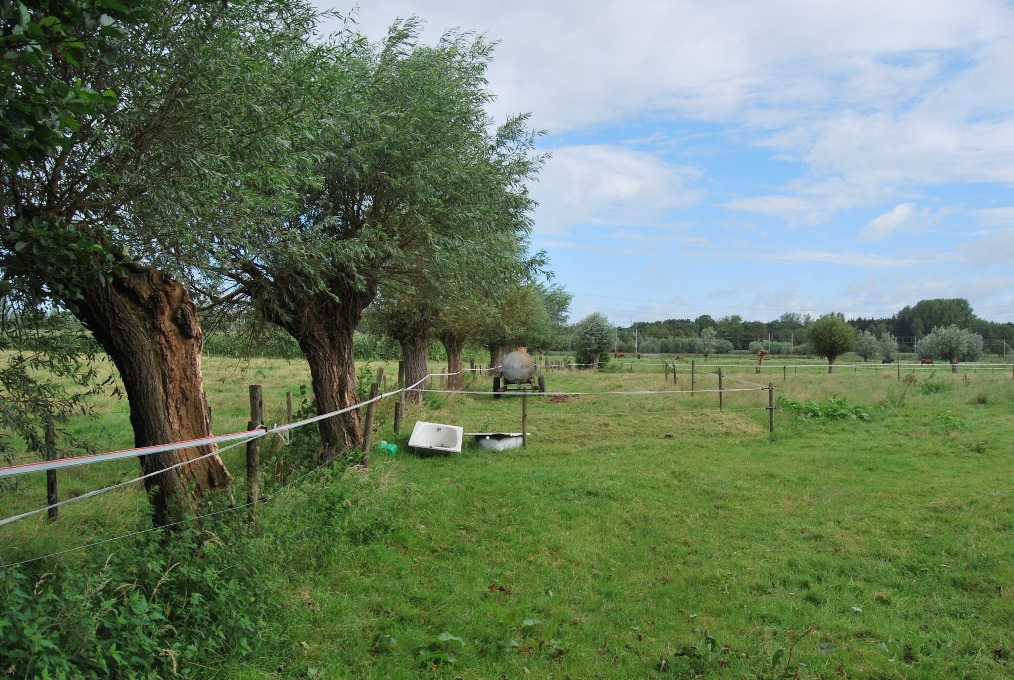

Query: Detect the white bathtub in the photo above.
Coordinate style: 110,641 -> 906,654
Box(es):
408,421 -> 464,453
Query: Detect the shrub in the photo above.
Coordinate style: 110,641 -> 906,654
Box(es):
0,514 -> 287,678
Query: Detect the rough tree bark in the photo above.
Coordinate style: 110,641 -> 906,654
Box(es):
439,333 -> 465,391
399,334 -> 431,404
74,265 -> 233,527
488,343 -> 506,372
250,285 -> 374,462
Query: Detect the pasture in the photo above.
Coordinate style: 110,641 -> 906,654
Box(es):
1,355 -> 1012,678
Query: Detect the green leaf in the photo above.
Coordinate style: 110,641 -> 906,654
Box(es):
772,648 -> 785,666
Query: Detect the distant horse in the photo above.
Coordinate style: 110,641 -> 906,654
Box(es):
614,352 -> 625,358
881,359 -> 894,364
675,355 -> 683,361
920,358 -> 934,365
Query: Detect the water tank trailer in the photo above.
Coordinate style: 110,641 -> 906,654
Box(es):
493,346 -> 546,397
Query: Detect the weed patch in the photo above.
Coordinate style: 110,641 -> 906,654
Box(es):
777,395 -> 872,421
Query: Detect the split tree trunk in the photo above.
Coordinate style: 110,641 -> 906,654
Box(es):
591,351 -> 601,370
75,265 -> 232,528
440,333 -> 465,391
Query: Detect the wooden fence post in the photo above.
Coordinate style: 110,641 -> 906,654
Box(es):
691,360 -> 696,393
247,385 -> 262,529
361,367 -> 384,468
783,364 -> 787,382
768,382 -> 775,434
718,367 -> 723,412
522,388 -> 528,448
46,420 -> 58,521
665,363 -> 669,382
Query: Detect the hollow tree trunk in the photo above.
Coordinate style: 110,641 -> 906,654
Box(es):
439,333 -> 465,391
400,334 -> 431,404
75,265 -> 232,527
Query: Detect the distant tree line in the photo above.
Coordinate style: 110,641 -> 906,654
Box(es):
607,299 -> 1012,355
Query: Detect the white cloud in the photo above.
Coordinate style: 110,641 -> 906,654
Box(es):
530,145 -> 702,235
956,230 -> 1014,265
757,249 -> 940,268
862,203 -> 916,241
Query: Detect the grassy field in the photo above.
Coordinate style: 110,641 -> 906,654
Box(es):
2,355 -> 1012,678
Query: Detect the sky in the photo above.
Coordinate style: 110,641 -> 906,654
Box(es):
317,0 -> 1014,326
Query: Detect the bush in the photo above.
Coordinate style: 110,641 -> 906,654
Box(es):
0,514 -> 287,678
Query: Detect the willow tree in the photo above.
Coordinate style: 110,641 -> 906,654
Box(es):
217,23 -> 543,458
1,0 -> 325,525
807,313 -> 856,374
367,232 -> 543,399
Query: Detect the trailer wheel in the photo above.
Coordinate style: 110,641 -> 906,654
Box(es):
538,375 -> 546,393
493,376 -> 502,399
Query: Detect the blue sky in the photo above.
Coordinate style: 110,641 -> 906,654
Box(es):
319,0 -> 1014,325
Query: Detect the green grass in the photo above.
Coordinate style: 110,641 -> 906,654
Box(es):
2,356 -> 1013,678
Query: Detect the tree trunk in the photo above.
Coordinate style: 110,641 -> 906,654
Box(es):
400,334 -> 431,404
950,359 -> 958,374
440,333 -> 465,391
592,351 -> 601,369
75,266 -> 232,527
828,358 -> 836,374
251,287 -> 372,462
488,343 -> 506,371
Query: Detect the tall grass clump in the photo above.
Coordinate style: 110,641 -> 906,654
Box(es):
0,510 -> 287,678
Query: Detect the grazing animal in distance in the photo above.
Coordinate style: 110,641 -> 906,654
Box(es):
882,358 -> 894,364
614,352 -> 625,358
675,355 -> 683,361
756,349 -> 770,374
920,358 -> 934,365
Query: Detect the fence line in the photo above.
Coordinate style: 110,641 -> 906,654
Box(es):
1,366 -> 778,564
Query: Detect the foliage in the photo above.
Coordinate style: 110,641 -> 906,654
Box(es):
0,515 -> 286,678
0,0 -> 133,166
853,329 -> 879,361
573,312 -> 614,367
699,326 -> 717,360
748,340 -> 794,356
416,631 -> 465,668
807,313 -> 856,370
778,395 -> 872,421
0,295 -> 105,485
878,331 -> 899,360
918,378 -> 954,395
917,325 -> 984,362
